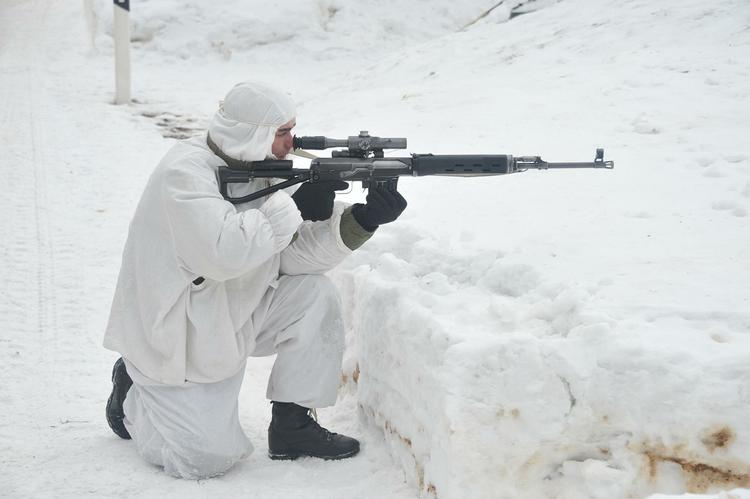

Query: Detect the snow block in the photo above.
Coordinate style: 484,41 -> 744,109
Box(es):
332,243 -> 750,499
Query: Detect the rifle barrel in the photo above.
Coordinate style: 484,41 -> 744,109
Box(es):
515,148 -> 614,170
541,161 -> 615,169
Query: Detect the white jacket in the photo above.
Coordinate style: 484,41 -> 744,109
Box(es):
104,134 -> 352,384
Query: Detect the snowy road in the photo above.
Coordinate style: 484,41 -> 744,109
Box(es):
0,1 -> 411,497
1,0 -> 72,487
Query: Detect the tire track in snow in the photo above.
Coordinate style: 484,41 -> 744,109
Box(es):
0,0 -> 63,486
1,0 -> 154,490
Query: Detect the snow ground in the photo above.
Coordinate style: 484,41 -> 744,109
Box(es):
1,0 -> 749,497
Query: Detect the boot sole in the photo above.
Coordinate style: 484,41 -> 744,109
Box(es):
268,447 -> 360,461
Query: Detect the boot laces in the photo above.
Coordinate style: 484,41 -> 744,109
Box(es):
307,409 -> 335,442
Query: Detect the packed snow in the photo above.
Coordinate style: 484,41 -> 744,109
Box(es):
2,0 -> 749,497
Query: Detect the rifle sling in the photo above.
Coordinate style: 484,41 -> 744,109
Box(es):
207,133 -> 259,170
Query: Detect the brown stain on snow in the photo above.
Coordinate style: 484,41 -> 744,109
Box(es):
340,363 -> 360,386
426,483 -> 437,497
644,451 -> 750,492
701,426 -> 735,452
383,419 -> 412,449
360,403 -> 437,497
639,428 -> 749,493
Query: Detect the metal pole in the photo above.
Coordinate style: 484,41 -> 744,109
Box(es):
113,0 -> 131,104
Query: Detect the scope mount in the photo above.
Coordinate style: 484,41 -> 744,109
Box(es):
333,131 -> 382,158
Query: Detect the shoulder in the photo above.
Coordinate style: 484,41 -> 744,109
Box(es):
161,136 -> 214,168
157,136 -> 220,183
147,152 -> 220,204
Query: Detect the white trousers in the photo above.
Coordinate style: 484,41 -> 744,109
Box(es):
122,274 -> 345,479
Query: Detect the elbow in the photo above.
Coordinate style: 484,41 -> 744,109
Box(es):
181,237 -> 279,282
171,202 -> 298,282
278,259 -> 325,277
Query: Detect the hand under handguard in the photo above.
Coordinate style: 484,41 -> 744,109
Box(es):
351,187 -> 408,232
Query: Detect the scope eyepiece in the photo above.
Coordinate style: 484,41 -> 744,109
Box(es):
293,136 -> 329,150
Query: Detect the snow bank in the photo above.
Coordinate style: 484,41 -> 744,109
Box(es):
333,224 -> 750,498
90,0 -> 537,62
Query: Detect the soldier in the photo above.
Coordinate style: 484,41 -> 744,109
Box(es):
104,81 -> 406,479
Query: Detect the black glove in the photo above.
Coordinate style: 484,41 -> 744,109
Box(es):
291,180 -> 349,221
351,187 -> 408,232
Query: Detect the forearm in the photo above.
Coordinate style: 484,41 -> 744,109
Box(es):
279,201 -> 377,275
339,205 -> 375,250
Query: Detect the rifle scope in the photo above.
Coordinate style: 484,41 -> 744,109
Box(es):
293,131 -> 407,152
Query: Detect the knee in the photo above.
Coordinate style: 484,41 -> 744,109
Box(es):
283,274 -> 341,314
297,274 -> 339,301
166,452 -> 235,480
136,417 -> 251,480
290,275 -> 344,346
162,439 -> 248,479
305,275 -> 342,322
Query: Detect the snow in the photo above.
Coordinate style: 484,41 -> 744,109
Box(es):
2,0 -> 749,497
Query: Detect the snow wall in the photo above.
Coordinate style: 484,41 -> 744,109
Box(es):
332,235 -> 750,498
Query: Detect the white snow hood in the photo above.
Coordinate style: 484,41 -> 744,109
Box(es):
208,81 -> 296,161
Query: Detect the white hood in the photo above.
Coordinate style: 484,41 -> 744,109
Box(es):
207,81 -> 296,161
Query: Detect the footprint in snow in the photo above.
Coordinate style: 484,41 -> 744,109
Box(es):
711,200 -> 747,217
624,211 -> 652,219
711,200 -> 737,210
631,118 -> 660,135
723,154 -> 747,163
696,157 -> 713,168
702,168 -> 725,178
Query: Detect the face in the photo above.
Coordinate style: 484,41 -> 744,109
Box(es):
271,118 -> 296,159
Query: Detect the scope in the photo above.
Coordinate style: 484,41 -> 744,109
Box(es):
293,131 -> 407,152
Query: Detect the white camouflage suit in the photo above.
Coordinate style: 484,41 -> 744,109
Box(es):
104,82 -> 363,479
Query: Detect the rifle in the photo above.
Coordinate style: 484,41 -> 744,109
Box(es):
217,131 -> 614,204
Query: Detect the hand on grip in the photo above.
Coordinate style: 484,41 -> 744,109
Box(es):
292,180 -> 349,221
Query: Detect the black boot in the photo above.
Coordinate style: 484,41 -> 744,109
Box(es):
105,357 -> 132,440
268,402 -> 360,460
